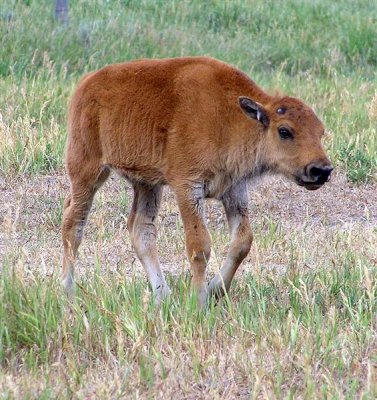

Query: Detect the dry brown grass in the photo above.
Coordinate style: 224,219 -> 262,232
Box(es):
1,171 -> 376,279
1,171 -> 376,399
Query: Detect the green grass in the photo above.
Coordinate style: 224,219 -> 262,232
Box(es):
0,1 -> 376,398
0,0 -> 376,180
0,170 -> 376,397
1,253 -> 376,398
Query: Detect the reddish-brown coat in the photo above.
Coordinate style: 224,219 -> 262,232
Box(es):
62,57 -> 332,304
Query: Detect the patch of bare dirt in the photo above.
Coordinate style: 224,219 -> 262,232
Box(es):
249,172 -> 377,229
0,172 -> 376,278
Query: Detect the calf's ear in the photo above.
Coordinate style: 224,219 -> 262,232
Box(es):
238,96 -> 269,128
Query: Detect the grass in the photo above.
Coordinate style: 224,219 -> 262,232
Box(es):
1,250 -> 376,398
0,0 -> 376,180
1,172 -> 376,398
0,0 -> 377,398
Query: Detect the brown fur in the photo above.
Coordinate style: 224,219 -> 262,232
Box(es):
62,57 -> 332,305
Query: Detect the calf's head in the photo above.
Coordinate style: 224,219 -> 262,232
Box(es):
239,96 -> 333,190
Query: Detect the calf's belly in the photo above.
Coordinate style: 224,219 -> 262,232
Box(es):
112,166 -> 167,186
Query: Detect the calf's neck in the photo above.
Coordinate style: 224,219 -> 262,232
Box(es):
62,57 -> 332,305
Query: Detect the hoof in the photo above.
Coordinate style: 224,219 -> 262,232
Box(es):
208,276 -> 228,300
154,283 -> 171,305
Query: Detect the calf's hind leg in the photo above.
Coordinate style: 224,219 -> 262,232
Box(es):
129,182 -> 170,303
61,164 -> 110,292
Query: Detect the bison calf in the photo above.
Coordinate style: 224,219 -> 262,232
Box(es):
62,57 -> 332,305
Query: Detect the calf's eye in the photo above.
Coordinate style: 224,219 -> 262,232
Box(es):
278,127 -> 294,140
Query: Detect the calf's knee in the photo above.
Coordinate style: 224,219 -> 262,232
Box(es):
187,235 -> 211,266
190,246 -> 211,265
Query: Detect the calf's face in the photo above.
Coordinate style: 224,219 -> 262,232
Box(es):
239,96 -> 333,190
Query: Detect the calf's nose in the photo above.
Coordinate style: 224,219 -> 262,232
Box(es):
307,163 -> 333,184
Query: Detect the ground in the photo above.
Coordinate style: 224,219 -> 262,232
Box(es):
1,171 -> 376,398
1,171 -> 376,279
0,1 -> 376,397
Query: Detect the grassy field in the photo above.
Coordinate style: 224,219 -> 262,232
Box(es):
0,0 -> 376,181
0,0 -> 376,398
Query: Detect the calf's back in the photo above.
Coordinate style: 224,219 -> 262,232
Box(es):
66,57 -> 269,190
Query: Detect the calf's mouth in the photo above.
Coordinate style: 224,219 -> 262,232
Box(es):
294,163 -> 333,191
295,179 -> 324,191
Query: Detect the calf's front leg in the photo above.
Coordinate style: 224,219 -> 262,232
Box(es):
174,182 -> 211,307
208,180 -> 253,299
